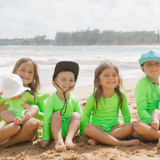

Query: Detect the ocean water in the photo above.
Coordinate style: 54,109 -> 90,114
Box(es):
0,45 -> 160,92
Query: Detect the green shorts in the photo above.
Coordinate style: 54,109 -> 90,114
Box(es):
100,123 -> 120,133
50,118 -> 70,139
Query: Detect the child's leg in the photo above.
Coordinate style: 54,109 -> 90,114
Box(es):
109,123 -> 134,139
88,123 -> 134,146
51,112 -> 66,152
0,118 -> 38,148
1,110 -> 22,124
134,120 -> 160,148
22,105 -> 39,122
1,110 -> 15,123
84,124 -> 140,147
65,112 -> 81,149
0,122 -> 20,143
151,109 -> 160,130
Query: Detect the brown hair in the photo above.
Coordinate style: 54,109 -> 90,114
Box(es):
12,58 -> 40,97
94,60 -> 124,112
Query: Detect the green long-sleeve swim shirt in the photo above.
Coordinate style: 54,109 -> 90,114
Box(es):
135,76 -> 160,124
42,92 -> 82,141
80,91 -> 131,134
0,91 -> 49,121
28,90 -> 48,121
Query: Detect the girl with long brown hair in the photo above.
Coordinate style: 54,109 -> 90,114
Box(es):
80,60 -> 140,147
0,58 -> 49,148
12,58 -> 48,121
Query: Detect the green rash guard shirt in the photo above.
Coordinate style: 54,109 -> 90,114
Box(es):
0,91 -> 49,122
28,90 -> 47,121
80,91 -> 131,134
135,76 -> 160,124
42,92 -> 83,141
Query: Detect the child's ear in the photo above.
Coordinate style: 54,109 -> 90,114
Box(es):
141,66 -> 145,72
52,81 -> 56,88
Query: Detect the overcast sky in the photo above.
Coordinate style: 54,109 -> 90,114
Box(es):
1,0 -> 160,39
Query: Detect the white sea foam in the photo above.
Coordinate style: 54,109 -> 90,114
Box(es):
0,45 -> 159,92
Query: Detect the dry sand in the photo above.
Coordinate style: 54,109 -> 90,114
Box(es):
1,76 -> 160,160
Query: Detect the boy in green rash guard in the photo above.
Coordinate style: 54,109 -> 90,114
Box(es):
0,74 -> 49,125
80,60 -> 140,147
40,61 -> 82,152
134,49 -> 160,147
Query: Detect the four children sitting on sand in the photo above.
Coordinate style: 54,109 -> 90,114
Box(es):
1,49 -> 160,150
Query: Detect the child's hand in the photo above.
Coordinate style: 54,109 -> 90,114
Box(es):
0,101 -> 8,116
48,93 -> 51,97
23,101 -> 31,110
40,140 -> 50,149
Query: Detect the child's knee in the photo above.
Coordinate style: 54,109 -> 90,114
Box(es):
12,124 -> 21,134
71,112 -> 81,120
133,121 -> 144,133
124,123 -> 134,133
84,124 -> 92,134
32,105 -> 39,113
152,109 -> 159,115
1,110 -> 6,119
1,110 -> 12,119
26,118 -> 38,131
51,112 -> 62,121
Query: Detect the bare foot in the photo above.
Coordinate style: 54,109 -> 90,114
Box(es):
151,122 -> 159,131
119,139 -> 140,147
157,138 -> 160,148
65,138 -> 74,150
14,117 -> 23,124
88,139 -> 99,145
22,114 -> 32,123
55,140 -> 66,152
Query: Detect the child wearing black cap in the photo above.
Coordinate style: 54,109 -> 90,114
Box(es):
40,61 -> 82,152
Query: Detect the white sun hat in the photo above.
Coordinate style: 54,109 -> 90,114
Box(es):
1,74 -> 31,99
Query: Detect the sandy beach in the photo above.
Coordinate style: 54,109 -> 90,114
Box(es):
1,76 -> 160,160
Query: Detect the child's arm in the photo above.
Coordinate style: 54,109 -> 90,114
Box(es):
120,92 -> 131,123
0,101 -> 8,122
35,90 -> 46,113
80,94 -> 94,134
42,98 -> 53,141
25,92 -> 50,103
135,79 -> 152,124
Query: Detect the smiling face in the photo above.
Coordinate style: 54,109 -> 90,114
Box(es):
141,61 -> 160,81
99,67 -> 118,91
52,71 -> 75,92
15,62 -> 34,87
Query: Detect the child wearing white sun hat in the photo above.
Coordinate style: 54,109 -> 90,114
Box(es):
0,74 -> 50,125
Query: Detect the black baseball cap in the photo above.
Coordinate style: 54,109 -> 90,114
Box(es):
52,61 -> 79,81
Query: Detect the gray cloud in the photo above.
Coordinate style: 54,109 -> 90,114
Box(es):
0,0 -> 160,39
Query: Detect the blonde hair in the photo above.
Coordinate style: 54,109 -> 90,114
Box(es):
12,58 -> 40,97
94,60 -> 124,112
